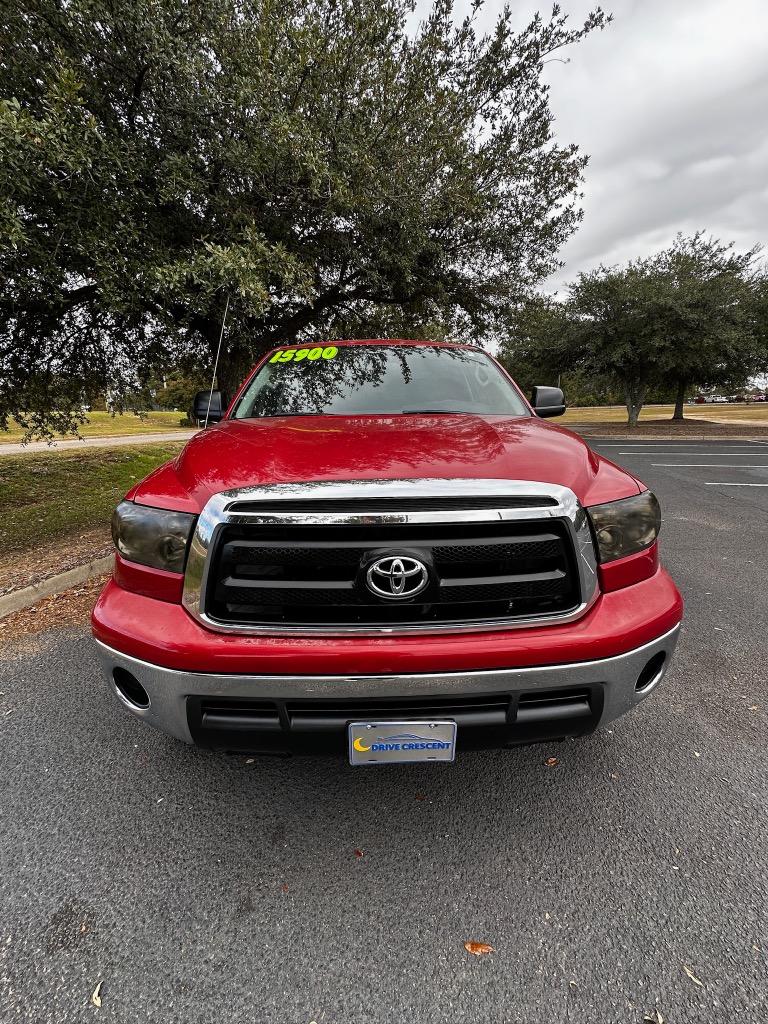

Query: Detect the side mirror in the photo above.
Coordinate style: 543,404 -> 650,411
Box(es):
192,390 -> 228,426
531,385 -> 566,418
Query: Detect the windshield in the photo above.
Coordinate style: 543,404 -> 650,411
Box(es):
232,344 -> 529,419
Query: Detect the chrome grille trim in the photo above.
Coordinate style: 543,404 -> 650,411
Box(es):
181,479 -> 599,636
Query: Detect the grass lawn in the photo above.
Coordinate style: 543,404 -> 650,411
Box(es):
0,443 -> 184,556
0,410 -> 194,444
561,403 -> 768,424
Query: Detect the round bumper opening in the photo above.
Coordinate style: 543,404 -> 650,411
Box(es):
635,651 -> 666,694
112,667 -> 150,709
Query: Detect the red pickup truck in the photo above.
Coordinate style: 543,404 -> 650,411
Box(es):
92,339 -> 682,765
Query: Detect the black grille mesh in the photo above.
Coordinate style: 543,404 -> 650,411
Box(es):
205,514 -> 580,628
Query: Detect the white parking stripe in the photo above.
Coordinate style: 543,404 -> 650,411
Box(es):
652,463 -> 768,468
705,482 -> 768,486
598,445 -> 760,450
596,441 -> 768,447
619,452 -> 762,456
596,443 -> 696,447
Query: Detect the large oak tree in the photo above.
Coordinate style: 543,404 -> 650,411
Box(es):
0,0 -> 608,434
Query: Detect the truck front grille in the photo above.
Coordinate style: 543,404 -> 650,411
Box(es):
203,516 -> 581,628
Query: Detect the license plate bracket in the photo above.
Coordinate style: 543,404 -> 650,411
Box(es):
348,720 -> 457,766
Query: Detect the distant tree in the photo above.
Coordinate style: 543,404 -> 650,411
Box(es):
650,234 -> 761,420
153,371 -> 209,413
500,294 -> 571,397
750,269 -> 768,378
565,261 -> 670,427
503,234 -> 763,426
0,0 -> 610,437
502,262 -> 668,426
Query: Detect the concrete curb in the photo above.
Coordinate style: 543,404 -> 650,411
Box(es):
0,555 -> 113,620
571,432 -> 768,441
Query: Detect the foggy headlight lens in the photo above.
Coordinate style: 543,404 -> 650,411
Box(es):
112,501 -> 196,573
587,491 -> 661,563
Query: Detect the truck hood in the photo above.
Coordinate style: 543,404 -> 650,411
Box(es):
130,414 -> 641,513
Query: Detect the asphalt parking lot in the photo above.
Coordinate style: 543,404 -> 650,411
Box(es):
1,438 -> 766,1023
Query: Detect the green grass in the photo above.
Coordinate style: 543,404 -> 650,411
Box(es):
0,443 -> 184,556
0,410 -> 194,444
561,403 -> 768,424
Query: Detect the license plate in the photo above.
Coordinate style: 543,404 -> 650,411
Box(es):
348,720 -> 457,766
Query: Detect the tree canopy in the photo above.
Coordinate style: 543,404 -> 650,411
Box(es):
0,0 -> 608,435
501,232 -> 765,426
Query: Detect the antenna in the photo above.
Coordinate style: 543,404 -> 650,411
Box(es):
204,293 -> 230,428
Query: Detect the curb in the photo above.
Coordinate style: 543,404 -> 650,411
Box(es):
571,432 -> 768,441
0,555 -> 113,620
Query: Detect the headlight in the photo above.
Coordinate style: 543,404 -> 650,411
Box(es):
112,501 -> 196,573
587,491 -> 661,563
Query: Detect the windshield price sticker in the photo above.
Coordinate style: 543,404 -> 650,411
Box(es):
269,346 -> 338,364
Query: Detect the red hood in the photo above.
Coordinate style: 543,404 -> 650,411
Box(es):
129,414 -> 641,512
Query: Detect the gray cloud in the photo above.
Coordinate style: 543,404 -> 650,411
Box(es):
539,0 -> 768,287
468,0 -> 768,289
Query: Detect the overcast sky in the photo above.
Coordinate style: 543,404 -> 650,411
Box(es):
465,0 -> 768,291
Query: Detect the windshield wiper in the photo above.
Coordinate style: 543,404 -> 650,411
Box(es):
401,409 -> 467,415
248,411 -> 325,418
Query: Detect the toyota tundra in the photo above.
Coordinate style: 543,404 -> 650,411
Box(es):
92,339 -> 683,765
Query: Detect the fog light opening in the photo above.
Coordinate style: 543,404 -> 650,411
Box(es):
635,652 -> 666,694
112,667 -> 150,709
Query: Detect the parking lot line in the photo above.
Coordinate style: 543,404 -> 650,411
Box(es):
619,451 -> 763,456
596,440 -> 768,446
596,443 -> 694,447
652,463 -> 768,468
704,482 -> 768,486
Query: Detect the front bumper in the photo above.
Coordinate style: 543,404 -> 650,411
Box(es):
94,624 -> 680,754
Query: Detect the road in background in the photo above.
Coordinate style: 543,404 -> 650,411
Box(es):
0,438 -> 766,1023
0,430 -> 195,456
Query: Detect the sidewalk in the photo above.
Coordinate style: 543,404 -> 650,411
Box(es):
0,429 -> 196,455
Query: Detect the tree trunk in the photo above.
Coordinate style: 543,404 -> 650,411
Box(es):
216,352 -> 255,406
198,312 -> 258,406
624,384 -> 646,428
672,378 -> 687,421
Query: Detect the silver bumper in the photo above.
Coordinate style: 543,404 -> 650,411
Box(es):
94,625 -> 680,746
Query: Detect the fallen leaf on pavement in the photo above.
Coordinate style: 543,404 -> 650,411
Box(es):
91,981 -> 103,1008
544,757 -> 559,767
464,941 -> 494,956
354,848 -> 364,858
280,883 -> 289,893
682,964 -> 703,987
415,793 -> 426,801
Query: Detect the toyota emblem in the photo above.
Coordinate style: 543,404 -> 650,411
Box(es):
365,555 -> 429,600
